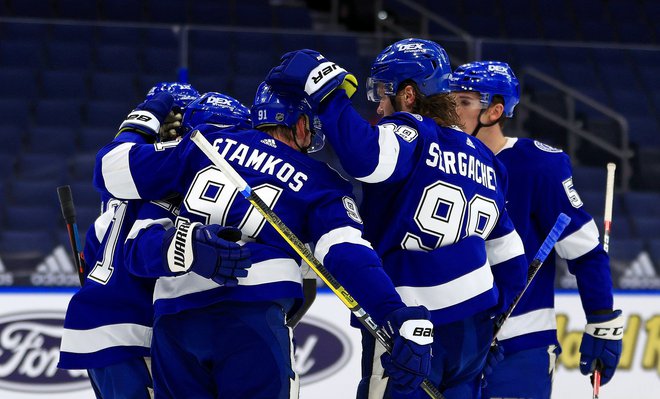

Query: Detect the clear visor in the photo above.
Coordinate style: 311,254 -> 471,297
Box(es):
307,115 -> 325,153
454,92 -> 490,111
366,78 -> 396,102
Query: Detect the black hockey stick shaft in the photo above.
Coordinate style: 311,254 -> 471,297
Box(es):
493,213 -> 571,339
190,131 -> 445,399
286,277 -> 317,328
57,185 -> 86,286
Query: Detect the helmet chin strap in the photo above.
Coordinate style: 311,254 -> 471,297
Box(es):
471,109 -> 501,137
291,123 -> 312,154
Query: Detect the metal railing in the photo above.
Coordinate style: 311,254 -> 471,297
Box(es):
516,67 -> 634,191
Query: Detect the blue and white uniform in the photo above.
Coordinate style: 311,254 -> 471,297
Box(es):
483,137 -> 613,398
94,124 -> 408,398
58,197 -> 177,399
318,92 -> 529,398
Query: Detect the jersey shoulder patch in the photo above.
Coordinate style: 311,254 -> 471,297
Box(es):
533,140 -> 563,153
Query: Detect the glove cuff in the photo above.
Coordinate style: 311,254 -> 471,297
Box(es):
165,222 -> 202,273
585,310 -> 624,340
119,110 -> 161,137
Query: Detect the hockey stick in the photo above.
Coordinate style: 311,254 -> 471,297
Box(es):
592,162 -> 616,399
286,277 -> 317,328
56,185 -> 86,286
493,213 -> 571,339
190,130 -> 445,399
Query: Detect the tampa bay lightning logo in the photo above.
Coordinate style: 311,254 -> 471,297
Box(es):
533,140 -> 562,153
293,316 -> 352,384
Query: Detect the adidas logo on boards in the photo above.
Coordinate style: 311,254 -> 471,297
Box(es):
619,251 -> 660,289
0,257 -> 14,285
261,138 -> 277,148
30,246 -> 80,286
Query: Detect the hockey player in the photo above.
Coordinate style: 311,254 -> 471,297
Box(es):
264,39 -> 529,399
449,61 -> 623,398
93,82 -> 434,398
58,84 -> 252,399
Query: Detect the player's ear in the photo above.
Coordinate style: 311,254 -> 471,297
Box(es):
489,103 -> 504,122
403,85 -> 416,107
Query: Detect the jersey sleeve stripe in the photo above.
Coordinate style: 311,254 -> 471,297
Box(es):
154,258 -> 301,300
61,323 -> 151,354
93,207 -> 117,242
485,229 -> 525,266
497,308 -> 557,341
314,226 -> 373,264
126,218 -> 174,240
100,142 -> 141,198
555,219 -> 600,260
395,259 -> 493,311
355,124 -> 400,183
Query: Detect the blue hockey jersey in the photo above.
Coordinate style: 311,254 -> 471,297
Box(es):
59,198 -> 177,369
318,93 -> 528,324
94,126 -> 406,324
495,137 -> 613,353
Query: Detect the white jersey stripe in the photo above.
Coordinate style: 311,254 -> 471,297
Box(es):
314,226 -> 373,264
126,218 -> 174,240
555,219 -> 600,260
498,308 -> 557,341
101,142 -> 141,199
93,207 -> 116,242
485,229 -> 525,266
356,124 -> 400,183
154,258 -> 301,300
395,260 -> 493,311
61,323 -> 152,354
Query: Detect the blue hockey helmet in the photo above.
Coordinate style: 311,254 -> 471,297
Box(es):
182,92 -> 251,132
448,61 -> 520,117
146,82 -> 200,109
251,81 -> 324,153
366,38 -> 452,102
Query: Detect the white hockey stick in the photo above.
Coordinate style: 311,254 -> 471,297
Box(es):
593,162 -> 617,399
190,130 -> 445,399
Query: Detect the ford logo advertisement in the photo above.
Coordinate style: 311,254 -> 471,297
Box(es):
0,311 -> 89,393
293,315 -> 352,384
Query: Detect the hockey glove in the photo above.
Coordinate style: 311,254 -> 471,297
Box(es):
481,340 -> 505,388
265,49 -> 358,109
119,92 -> 175,140
579,309 -> 624,385
380,305 -> 434,395
163,222 -> 251,287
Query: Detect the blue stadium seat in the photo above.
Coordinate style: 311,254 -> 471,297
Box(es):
0,230 -> 54,257
624,191 -> 660,218
34,99 -> 83,128
0,22 -> 48,42
143,47 -> 179,74
579,190 -> 624,222
617,22 -> 652,44
69,182 -> 101,209
273,6 -> 312,29
100,0 -> 143,22
579,20 -> 614,42
0,125 -> 23,155
40,70 -> 88,99
188,1 -> 231,25
192,74 -> 229,96
557,62 -> 601,90
231,75 -> 262,105
4,205 -> 57,231
85,100 -> 130,129
235,51 -> 273,76
608,238 -> 644,263
68,153 -> 96,182
504,15 -> 542,39
26,126 -> 78,155
235,4 -> 272,27
572,166 -> 607,192
75,205 -> 102,232
96,45 -> 142,73
57,0 -> 98,19
9,0 -> 55,18
89,72 -> 137,101
626,116 -> 658,144
15,154 -> 67,180
46,42 -> 94,71
9,178 -> 60,206
0,99 -> 31,129
144,27 -> 179,49
607,0 -> 642,23
0,155 -> 16,178
542,19 -> 578,41
96,26 -> 143,46
79,126 -> 112,152
48,24 -> 96,44
188,30 -> 232,51
189,48 -> 232,75
0,69 -> 38,99
147,0 -> 184,23
633,217 -> 660,239
638,66 -> 660,91
609,89 -> 651,117
0,41 -> 43,68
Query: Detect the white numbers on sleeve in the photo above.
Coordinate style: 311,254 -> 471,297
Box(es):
562,177 -> 583,208
88,202 -> 127,285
